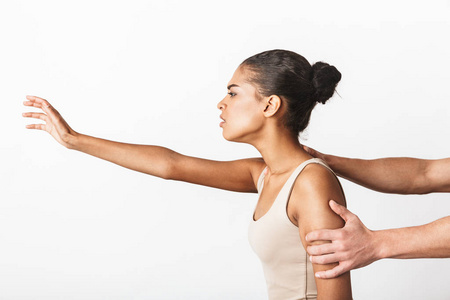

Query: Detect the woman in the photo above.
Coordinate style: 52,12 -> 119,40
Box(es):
23,50 -> 352,299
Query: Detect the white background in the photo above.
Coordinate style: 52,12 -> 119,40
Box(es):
1,0 -> 450,299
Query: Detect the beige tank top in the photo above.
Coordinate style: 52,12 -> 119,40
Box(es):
248,158 -> 338,300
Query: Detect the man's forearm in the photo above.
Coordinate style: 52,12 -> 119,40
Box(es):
324,155 -> 432,194
375,216 -> 450,260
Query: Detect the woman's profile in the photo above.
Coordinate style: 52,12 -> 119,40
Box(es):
23,49 -> 352,299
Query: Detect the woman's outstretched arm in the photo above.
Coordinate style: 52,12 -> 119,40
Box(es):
23,96 -> 265,192
303,146 -> 450,194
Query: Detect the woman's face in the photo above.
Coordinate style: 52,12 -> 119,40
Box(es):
217,66 -> 267,143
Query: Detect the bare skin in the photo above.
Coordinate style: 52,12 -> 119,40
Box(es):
303,146 -> 450,279
23,66 -> 352,299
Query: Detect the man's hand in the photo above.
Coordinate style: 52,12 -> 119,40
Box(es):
303,145 -> 326,161
306,200 -> 380,279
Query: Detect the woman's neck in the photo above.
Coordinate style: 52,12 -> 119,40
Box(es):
252,127 -> 312,175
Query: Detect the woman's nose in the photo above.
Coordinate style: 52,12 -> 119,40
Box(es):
217,98 -> 226,110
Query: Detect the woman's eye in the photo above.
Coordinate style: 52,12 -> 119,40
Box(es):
228,92 -> 236,97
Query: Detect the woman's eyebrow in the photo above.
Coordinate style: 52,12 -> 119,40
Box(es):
227,84 -> 240,90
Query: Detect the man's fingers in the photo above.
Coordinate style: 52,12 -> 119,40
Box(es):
303,145 -> 311,153
315,264 -> 348,279
307,243 -> 336,256
309,253 -> 339,265
306,229 -> 336,242
329,200 -> 354,223
303,145 -> 315,156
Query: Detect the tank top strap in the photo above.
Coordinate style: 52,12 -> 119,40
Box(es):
284,158 -> 322,187
308,158 -> 337,176
281,158 -> 340,205
256,166 -> 268,193
256,158 -> 339,196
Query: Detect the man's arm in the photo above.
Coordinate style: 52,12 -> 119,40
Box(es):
305,200 -> 450,279
377,215 -> 450,259
303,146 -> 450,194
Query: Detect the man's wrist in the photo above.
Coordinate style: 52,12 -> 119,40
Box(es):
323,153 -> 337,170
373,229 -> 390,260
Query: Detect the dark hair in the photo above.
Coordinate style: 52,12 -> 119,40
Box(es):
241,49 -> 341,136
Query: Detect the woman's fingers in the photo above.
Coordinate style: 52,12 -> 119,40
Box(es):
24,95 -> 52,110
25,123 -> 46,130
23,96 -> 54,132
24,96 -> 59,120
22,112 -> 49,121
26,95 -> 49,104
23,112 -> 49,131
23,95 -> 76,148
24,95 -> 49,108
23,100 -> 43,109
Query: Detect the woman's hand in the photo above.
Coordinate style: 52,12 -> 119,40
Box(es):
23,95 -> 78,148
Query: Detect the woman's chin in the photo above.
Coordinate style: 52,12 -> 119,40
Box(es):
221,128 -> 247,143
222,133 -> 233,141
222,131 -> 236,142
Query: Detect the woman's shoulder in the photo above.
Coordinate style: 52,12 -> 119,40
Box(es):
239,157 -> 266,190
297,161 -> 340,192
290,161 -> 346,227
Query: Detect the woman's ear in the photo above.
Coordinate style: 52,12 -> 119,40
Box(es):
263,95 -> 282,117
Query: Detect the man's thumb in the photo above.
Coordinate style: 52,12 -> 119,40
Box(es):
329,200 -> 353,222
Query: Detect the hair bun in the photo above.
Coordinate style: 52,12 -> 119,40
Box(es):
311,61 -> 341,104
